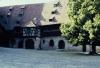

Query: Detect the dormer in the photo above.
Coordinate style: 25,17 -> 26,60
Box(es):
18,6 -> 26,17
7,12 -> 11,17
8,7 -> 13,11
51,9 -> 59,14
20,5 -> 26,9
54,2 -> 62,7
0,15 -> 3,19
49,17 -> 57,22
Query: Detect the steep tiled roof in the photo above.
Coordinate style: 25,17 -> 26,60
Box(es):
0,0 -> 58,7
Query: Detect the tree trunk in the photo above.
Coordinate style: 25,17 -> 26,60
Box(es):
82,45 -> 86,52
89,45 -> 97,55
92,45 -> 96,53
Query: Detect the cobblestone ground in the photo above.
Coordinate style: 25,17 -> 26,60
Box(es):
0,47 -> 100,68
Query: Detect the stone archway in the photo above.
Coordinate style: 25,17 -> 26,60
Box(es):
58,40 -> 65,49
43,40 -> 45,44
25,39 -> 34,49
49,39 -> 54,47
18,40 -> 23,48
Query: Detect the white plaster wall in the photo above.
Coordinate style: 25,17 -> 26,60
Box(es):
41,36 -> 90,52
14,38 -> 40,49
35,37 -> 41,49
41,36 -> 70,50
11,37 -> 90,52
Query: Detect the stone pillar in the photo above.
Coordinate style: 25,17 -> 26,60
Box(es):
14,38 -> 18,48
82,45 -> 86,52
35,37 -> 41,49
23,39 -> 26,49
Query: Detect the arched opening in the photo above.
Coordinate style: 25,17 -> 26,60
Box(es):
0,24 -> 9,47
43,40 -> 45,44
58,40 -> 65,49
25,39 -> 34,49
49,40 -> 54,47
18,40 -> 23,48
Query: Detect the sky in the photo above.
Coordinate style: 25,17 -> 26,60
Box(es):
0,0 -> 58,7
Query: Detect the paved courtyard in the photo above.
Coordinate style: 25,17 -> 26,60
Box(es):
0,47 -> 100,68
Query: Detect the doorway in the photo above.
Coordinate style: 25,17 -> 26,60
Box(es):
58,40 -> 65,49
25,39 -> 34,49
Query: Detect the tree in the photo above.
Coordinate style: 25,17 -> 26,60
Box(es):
60,0 -> 100,54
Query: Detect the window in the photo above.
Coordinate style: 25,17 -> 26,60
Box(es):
22,28 -> 35,36
7,7 -> 13,17
9,7 -> 13,11
18,13 -> 23,17
20,5 -> 26,9
18,10 -> 24,17
7,12 -> 11,17
18,6 -> 26,17
22,27 -> 40,37
51,9 -> 59,14
16,21 -> 20,24
49,17 -> 57,22
0,15 -> 3,18
54,2 -> 62,7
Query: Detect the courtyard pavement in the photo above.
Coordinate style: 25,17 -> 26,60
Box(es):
0,47 -> 100,68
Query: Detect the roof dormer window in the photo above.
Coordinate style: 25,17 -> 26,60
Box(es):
16,21 -> 20,24
54,2 -> 62,7
8,7 -> 13,11
19,10 -> 24,17
18,6 -> 26,17
0,15 -> 3,18
7,12 -> 11,17
51,9 -> 59,14
18,13 -> 23,17
20,5 -> 26,9
49,17 -> 57,22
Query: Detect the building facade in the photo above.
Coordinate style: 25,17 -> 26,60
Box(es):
0,0 -> 86,51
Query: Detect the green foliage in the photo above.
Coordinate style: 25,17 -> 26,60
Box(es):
60,0 -> 100,46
